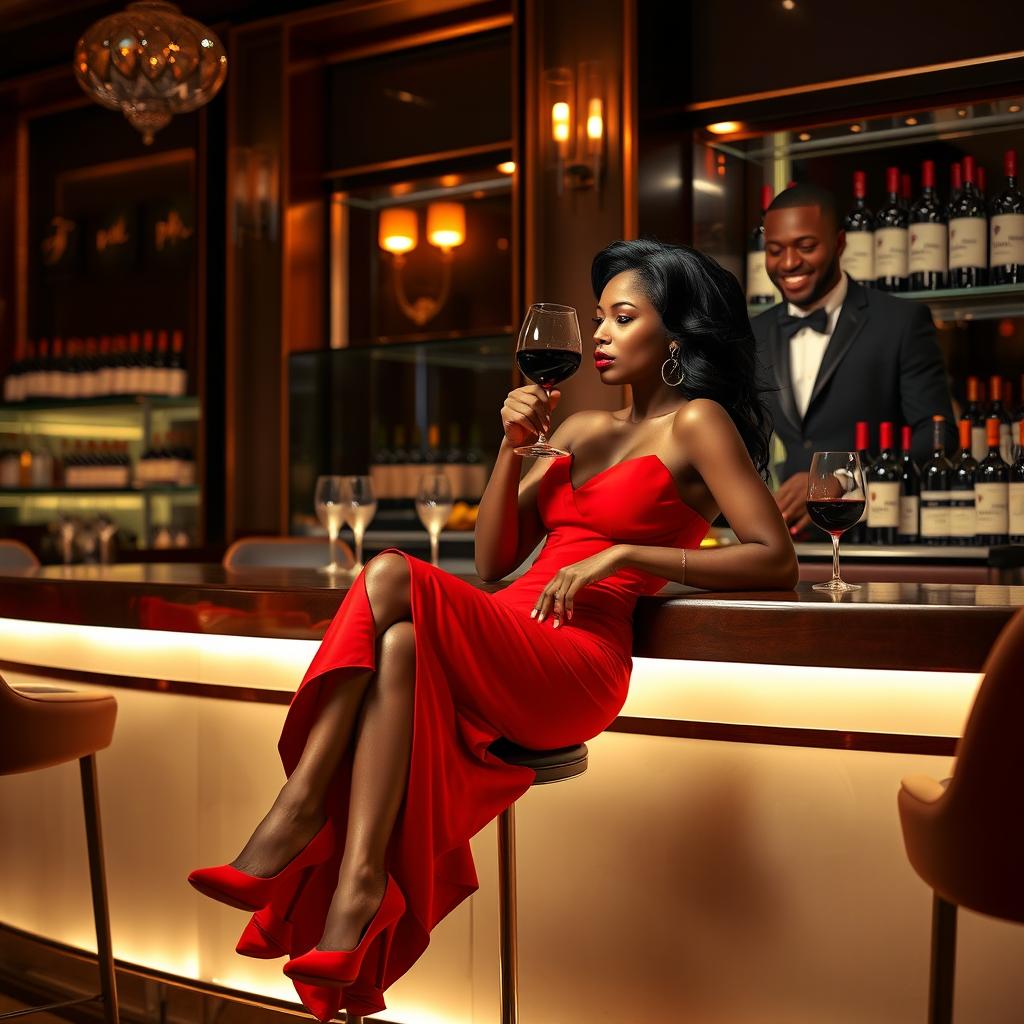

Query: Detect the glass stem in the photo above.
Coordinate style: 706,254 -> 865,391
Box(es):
831,533 -> 842,584
430,530 -> 440,568
328,532 -> 338,570
354,525 -> 364,568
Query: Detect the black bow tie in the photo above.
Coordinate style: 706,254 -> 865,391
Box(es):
778,307 -> 829,341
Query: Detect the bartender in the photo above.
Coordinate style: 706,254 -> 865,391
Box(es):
750,183 -> 955,534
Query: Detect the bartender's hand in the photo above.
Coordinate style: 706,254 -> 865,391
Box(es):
774,471 -> 811,535
500,385 -> 560,448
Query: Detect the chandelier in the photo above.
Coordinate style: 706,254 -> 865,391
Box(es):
74,2 -> 228,144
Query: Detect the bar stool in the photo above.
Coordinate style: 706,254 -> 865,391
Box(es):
897,606 -> 1024,1024
223,536 -> 354,571
489,739 -> 588,1024
0,672 -> 119,1024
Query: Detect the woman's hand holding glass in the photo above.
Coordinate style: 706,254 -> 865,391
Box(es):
500,384 -> 561,450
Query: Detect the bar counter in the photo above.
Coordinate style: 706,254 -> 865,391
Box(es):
1,564 -> 1023,1022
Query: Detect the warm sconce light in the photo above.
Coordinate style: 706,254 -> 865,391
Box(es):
497,161 -> 516,175
426,202 -> 466,251
706,121 -> 742,135
377,202 -> 466,327
378,207 -> 418,254
545,62 -> 606,194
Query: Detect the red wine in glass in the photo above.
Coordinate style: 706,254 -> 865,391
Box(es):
513,303 -> 583,458
806,450 -> 865,593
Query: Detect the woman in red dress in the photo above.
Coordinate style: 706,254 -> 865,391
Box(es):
189,240 -> 799,1019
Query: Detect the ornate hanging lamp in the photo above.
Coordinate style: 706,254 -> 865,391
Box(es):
74,2 -> 228,144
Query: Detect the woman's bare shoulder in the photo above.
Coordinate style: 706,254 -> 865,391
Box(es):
552,407 -> 620,447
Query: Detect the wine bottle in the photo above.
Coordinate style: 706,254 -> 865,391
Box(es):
900,173 -> 913,208
1010,421 -> 1024,544
867,421 -> 900,544
898,425 -> 921,544
949,418 -> 978,546
141,330 -> 157,395
948,155 -> 988,287
168,329 -> 187,397
990,149 -> 1024,285
988,374 -> 1013,465
154,330 -> 170,397
961,375 -> 988,461
875,167 -> 909,291
977,164 -> 987,200
849,420 -> 873,544
909,160 -> 947,291
1014,373 -> 1024,458
841,171 -> 874,286
976,416 -> 1009,545
920,414 -> 952,546
746,184 -> 777,305
3,338 -> 22,403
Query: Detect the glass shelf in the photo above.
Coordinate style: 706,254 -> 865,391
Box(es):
748,283 -> 1024,324
707,95 -> 1024,165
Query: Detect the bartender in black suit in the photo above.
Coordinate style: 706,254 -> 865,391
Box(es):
751,183 -> 955,534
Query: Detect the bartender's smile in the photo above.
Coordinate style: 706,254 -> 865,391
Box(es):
763,204 -> 845,309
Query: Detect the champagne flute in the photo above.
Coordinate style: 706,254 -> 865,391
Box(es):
806,451 -> 865,593
416,472 -> 453,568
513,303 -> 583,458
314,475 -> 348,575
342,474 -> 377,574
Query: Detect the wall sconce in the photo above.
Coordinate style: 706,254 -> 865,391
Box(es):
545,62 -> 606,194
378,202 -> 466,327
233,144 -> 279,242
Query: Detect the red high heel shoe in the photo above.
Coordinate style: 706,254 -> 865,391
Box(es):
235,865 -> 313,958
188,820 -> 334,912
292,981 -> 342,1024
283,876 -> 405,989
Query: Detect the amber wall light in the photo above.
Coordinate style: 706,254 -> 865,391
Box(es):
545,62 -> 606,194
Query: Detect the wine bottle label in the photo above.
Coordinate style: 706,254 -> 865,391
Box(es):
841,231 -> 874,282
949,491 -> 977,538
898,494 -> 919,536
875,227 -> 908,277
1010,482 -> 1024,536
975,482 -> 1009,534
745,251 -> 777,302
971,426 -> 987,463
867,481 -> 900,527
919,490 -> 950,537
991,213 -> 1024,265
949,217 -> 988,270
909,222 -> 948,274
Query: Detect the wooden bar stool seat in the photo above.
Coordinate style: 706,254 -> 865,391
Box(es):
489,739 -> 588,1024
0,673 -> 119,1024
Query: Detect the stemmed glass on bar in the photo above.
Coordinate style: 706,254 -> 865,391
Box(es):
416,472 -> 453,568
341,474 -> 377,574
806,451 -> 865,593
314,475 -> 347,575
513,303 -> 583,458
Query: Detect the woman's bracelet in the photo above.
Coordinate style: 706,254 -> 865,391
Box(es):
680,547 -> 687,586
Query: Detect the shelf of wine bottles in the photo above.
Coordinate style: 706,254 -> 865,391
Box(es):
849,395 -> 1024,549
2,328 -> 189,402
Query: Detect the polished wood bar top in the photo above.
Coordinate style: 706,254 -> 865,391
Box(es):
0,563 -> 1020,672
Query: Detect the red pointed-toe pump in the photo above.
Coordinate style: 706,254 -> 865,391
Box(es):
188,820 -> 334,912
284,876 -> 405,989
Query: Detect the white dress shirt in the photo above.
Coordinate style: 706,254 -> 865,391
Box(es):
788,274 -> 848,418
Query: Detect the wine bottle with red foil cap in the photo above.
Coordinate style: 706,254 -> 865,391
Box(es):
949,418 -> 978,546
875,167 -> 909,291
990,149 -> 1024,285
962,375 -> 987,461
989,374 -> 1013,464
921,415 -> 952,546
867,421 -> 900,544
898,425 -> 920,543
909,160 -> 947,291
747,184 -> 777,305
976,416 -> 1009,545
949,155 -> 988,287
841,171 -> 874,285
1010,421 -> 1024,544
849,420 -> 873,544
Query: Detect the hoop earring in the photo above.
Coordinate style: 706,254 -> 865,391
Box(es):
661,345 -> 684,387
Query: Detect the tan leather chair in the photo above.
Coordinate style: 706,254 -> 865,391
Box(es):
898,606 -> 1024,1024
222,535 -> 354,571
0,539 -> 39,572
0,674 -> 119,1024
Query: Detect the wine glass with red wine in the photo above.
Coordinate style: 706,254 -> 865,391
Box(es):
806,451 -> 865,593
513,302 -> 582,458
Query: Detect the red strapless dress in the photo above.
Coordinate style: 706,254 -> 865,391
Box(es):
243,453 -> 709,1017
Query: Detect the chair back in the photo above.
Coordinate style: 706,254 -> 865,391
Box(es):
0,539 -> 39,572
0,672 -> 117,776
935,606 -> 1024,920
223,536 -> 354,570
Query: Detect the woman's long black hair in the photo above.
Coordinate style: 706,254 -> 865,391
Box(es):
592,238 -> 773,481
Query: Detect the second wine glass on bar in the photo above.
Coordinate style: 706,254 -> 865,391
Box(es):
416,472 -> 453,568
341,474 -> 377,575
806,451 -> 865,593
513,302 -> 583,458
